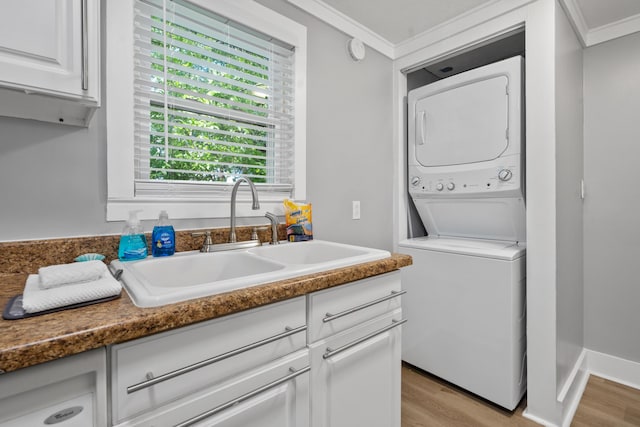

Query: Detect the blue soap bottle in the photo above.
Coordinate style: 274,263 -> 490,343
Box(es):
118,210 -> 148,261
152,210 -> 175,257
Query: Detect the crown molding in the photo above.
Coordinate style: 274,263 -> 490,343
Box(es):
393,0 -> 533,59
286,0 -> 395,58
287,0 -> 533,60
559,0 -> 640,47
288,0 -> 640,59
586,12 -> 640,46
558,0 -> 589,46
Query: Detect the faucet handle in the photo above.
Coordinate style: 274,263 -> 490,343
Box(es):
191,230 -> 212,241
191,231 -> 213,251
264,212 -> 280,245
251,226 -> 270,242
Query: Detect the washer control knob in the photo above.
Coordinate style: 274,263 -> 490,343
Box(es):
410,176 -> 421,187
436,183 -> 444,191
498,169 -> 513,181
447,182 -> 455,191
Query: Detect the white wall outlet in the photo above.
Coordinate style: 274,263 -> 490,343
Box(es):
352,200 -> 361,220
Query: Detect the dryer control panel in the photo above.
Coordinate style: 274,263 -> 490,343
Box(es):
408,162 -> 523,199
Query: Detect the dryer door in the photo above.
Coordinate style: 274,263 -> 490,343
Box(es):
414,75 -> 509,167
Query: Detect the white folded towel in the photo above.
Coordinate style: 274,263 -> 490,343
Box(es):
22,274 -> 122,314
38,260 -> 108,289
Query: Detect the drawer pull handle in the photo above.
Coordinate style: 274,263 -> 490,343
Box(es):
323,318 -> 407,359
174,365 -> 310,427
127,325 -> 306,394
323,290 -> 406,323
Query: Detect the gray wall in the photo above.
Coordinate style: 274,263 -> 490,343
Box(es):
554,5 -> 584,392
583,32 -> 640,363
257,0 -> 394,251
0,1 -> 394,251
0,113 -> 113,240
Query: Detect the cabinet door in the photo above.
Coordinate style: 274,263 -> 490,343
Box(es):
0,0 -> 99,101
310,310 -> 403,427
0,349 -> 107,427
189,373 -> 308,427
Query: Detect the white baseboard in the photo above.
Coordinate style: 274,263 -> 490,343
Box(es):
520,349 -> 587,427
557,349 -> 587,401
550,349 -> 640,427
585,348 -> 640,390
524,348 -> 640,427
522,408 -> 559,427
558,349 -> 589,427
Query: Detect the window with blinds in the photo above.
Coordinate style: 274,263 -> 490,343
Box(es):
133,0 -> 296,197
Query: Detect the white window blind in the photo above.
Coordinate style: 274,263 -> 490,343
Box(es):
133,0 -> 296,198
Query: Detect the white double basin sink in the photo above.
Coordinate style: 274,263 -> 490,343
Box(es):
111,240 -> 390,307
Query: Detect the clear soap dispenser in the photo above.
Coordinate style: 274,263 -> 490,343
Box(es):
118,210 -> 148,261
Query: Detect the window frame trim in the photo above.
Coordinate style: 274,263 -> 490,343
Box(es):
106,0 -> 306,221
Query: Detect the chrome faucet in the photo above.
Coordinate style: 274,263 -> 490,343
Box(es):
264,212 -> 280,245
229,176 -> 260,243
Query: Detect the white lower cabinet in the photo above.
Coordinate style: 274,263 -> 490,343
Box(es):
108,271 -> 405,426
119,350 -> 309,427
110,297 -> 309,427
307,272 -> 405,427
309,310 -> 403,427
0,349 -> 107,427
0,270 -> 406,426
185,353 -> 309,427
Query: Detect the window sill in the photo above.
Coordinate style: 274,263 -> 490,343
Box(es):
106,198 -> 286,222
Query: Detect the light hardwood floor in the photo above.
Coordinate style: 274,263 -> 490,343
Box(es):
572,376 -> 640,426
402,363 -> 640,426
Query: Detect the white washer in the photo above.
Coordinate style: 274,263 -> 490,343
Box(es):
399,236 -> 526,410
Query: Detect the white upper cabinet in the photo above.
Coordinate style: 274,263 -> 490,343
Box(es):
0,0 -> 100,126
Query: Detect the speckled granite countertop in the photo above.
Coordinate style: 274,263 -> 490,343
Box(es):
0,254 -> 411,373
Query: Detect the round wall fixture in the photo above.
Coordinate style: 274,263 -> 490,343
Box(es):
347,38 -> 366,62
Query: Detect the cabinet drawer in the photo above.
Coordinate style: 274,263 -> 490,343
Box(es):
111,297 -> 306,423
116,350 -> 309,427
307,271 -> 402,343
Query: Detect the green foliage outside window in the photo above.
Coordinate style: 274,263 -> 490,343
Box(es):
148,17 -> 273,183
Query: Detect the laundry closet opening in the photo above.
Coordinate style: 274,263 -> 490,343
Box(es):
399,28 -> 528,411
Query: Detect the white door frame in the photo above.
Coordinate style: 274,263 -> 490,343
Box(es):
391,0 -> 563,425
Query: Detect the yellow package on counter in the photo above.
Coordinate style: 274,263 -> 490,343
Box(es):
284,199 -> 313,242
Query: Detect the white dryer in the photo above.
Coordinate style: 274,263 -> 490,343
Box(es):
407,55 -> 525,242
400,56 -> 527,410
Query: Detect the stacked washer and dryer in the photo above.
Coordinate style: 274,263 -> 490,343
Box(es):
399,56 -> 527,410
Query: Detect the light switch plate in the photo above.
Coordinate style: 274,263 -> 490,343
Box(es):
352,201 -> 361,220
